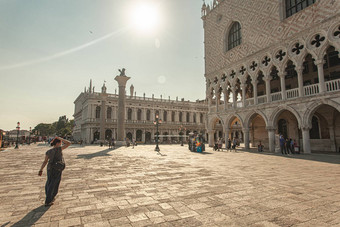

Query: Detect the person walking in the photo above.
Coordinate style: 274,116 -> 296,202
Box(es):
285,138 -> 291,154
227,138 -> 231,152
38,137 -> 71,206
232,137 -> 237,152
279,135 -> 287,155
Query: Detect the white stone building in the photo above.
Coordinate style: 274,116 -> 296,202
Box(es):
202,0 -> 340,153
73,80 -> 207,144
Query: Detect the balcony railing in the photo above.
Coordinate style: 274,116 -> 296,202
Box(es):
257,95 -> 267,104
326,79 -> 340,92
286,88 -> 299,99
208,80 -> 340,112
271,92 -> 282,102
304,84 -> 319,96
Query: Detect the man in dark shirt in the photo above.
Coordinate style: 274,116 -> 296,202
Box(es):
38,137 -> 70,206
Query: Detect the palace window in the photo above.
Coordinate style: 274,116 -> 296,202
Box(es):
286,0 -> 315,18
95,106 -> 101,119
128,108 -> 132,120
146,110 -> 151,121
227,22 -> 242,51
137,109 -> 142,121
107,107 -> 112,119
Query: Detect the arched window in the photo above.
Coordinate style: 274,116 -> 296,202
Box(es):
310,116 -> 320,139
95,106 -> 101,119
286,0 -> 315,18
227,22 -> 241,51
137,109 -> 142,121
186,113 -> 190,122
107,107 -> 112,119
146,110 -> 151,121
163,111 -> 167,122
179,112 -> 183,122
193,113 -> 196,123
171,111 -> 175,122
128,108 -> 132,120
155,110 -> 159,118
200,113 -> 204,123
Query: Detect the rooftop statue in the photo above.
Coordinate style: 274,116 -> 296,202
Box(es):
118,68 -> 126,76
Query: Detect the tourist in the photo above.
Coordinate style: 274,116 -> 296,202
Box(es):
227,138 -> 231,151
285,138 -> 291,154
258,141 -> 264,152
38,137 -> 71,206
112,137 -> 115,149
293,140 -> 299,154
279,135 -> 287,155
132,138 -> 135,149
218,138 -> 222,151
232,138 -> 237,151
289,138 -> 294,154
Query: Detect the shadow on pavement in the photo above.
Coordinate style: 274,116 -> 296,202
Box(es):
238,148 -> 340,165
76,148 -> 113,159
11,205 -> 50,227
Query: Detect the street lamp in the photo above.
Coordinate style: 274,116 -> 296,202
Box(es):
153,115 -> 162,152
15,122 -> 20,149
179,125 -> 186,146
28,127 -> 32,145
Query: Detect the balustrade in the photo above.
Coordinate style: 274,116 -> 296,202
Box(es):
286,88 -> 299,99
245,98 -> 254,106
257,95 -> 267,104
304,84 -> 319,96
326,79 -> 340,92
270,92 -> 282,102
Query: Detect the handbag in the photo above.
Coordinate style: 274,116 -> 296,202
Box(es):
51,148 -> 65,172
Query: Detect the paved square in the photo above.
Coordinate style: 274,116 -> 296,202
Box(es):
1,144 -> 340,226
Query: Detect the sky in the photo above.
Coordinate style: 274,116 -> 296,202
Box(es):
0,0 -> 206,131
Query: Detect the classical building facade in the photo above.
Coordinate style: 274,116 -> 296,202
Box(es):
202,0 -> 340,153
73,80 -> 207,144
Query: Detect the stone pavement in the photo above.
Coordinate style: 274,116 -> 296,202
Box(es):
0,144 -> 340,227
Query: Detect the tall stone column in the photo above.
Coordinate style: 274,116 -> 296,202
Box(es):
267,127 -> 275,152
243,127 -> 250,149
328,125 -> 336,151
279,73 -> 286,100
302,127 -> 311,153
265,77 -> 271,103
208,130 -> 215,147
224,127 -> 230,148
316,60 -> 326,93
99,98 -> 106,141
142,131 -> 146,143
241,83 -> 246,107
296,67 -> 304,97
252,81 -> 258,105
115,73 -> 130,145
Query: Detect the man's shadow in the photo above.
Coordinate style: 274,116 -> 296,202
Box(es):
76,148 -> 112,159
10,205 -> 50,227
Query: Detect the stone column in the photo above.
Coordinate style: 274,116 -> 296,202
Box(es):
265,77 -> 271,103
328,125 -> 336,151
316,60 -> 326,93
302,127 -> 311,153
267,127 -> 275,152
231,87 -> 237,108
241,83 -> 246,107
296,66 -> 304,97
252,81 -> 258,105
224,127 -> 229,148
279,73 -> 286,100
142,131 -> 146,143
208,130 -> 215,147
223,90 -> 227,110
243,127 -> 250,149
216,91 -> 220,111
115,74 -> 131,145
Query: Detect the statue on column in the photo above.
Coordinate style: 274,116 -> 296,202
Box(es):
118,68 -> 126,76
130,84 -> 134,97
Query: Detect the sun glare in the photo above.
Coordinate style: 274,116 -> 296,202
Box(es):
130,2 -> 161,34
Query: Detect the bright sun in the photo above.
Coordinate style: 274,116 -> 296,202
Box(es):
129,2 -> 161,33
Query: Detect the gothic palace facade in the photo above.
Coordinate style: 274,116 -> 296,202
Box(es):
73,81 -> 207,144
202,0 -> 340,153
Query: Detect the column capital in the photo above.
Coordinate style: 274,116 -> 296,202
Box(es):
266,126 -> 276,131
315,59 -> 325,66
301,126 -> 311,131
242,127 -> 250,133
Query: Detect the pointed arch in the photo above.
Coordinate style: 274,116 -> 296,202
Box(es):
244,109 -> 269,128
269,105 -> 302,129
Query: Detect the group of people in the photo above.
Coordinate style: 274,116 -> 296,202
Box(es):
213,137 -> 238,151
279,135 -> 299,155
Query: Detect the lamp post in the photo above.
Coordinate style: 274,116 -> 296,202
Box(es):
28,127 -> 31,145
153,115 -> 162,152
15,122 -> 20,149
179,125 -> 186,146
